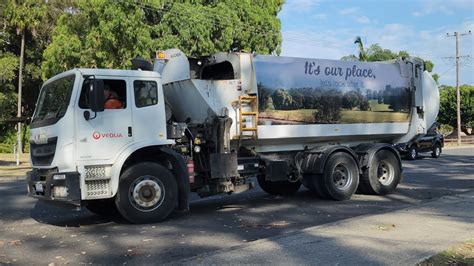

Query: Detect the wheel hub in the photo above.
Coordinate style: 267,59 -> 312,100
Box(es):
332,164 -> 352,190
377,160 -> 395,186
129,177 -> 165,211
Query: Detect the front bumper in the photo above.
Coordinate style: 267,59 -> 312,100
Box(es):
394,143 -> 408,154
26,168 -> 81,206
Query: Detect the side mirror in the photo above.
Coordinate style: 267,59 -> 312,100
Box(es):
88,79 -> 105,112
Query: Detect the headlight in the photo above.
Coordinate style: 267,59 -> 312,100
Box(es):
194,145 -> 201,153
53,174 -> 66,180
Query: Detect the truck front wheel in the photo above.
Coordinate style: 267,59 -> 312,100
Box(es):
115,162 -> 178,224
312,152 -> 359,201
359,150 -> 401,195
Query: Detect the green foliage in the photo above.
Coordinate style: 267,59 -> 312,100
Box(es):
342,90 -> 360,110
439,124 -> 453,136
43,0 -> 284,78
272,89 -> 293,110
314,89 -> 342,123
341,39 -> 439,82
438,85 -> 474,134
0,52 -> 18,81
0,124 -> 29,153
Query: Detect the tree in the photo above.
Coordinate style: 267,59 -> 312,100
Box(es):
354,36 -> 367,61
342,39 -> 439,85
342,91 -> 360,110
438,85 -> 473,135
314,89 -> 342,123
272,89 -> 293,110
43,0 -> 284,78
4,0 -> 47,158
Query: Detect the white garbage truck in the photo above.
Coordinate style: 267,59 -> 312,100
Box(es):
27,49 -> 439,223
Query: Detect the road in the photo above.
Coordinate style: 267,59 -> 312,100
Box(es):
0,147 -> 473,265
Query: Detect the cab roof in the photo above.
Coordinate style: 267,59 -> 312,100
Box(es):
44,68 -> 161,86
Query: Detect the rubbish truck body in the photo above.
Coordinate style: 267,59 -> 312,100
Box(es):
27,49 -> 439,223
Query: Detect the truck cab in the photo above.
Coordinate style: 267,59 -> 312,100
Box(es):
27,69 -> 177,215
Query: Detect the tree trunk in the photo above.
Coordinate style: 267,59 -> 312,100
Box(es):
16,30 -> 25,165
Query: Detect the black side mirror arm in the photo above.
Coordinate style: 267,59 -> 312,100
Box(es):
83,110 -> 97,121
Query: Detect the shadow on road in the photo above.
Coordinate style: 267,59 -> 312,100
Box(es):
0,150 -> 472,264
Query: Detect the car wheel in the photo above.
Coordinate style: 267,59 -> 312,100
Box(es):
406,145 -> 418,160
431,144 -> 442,158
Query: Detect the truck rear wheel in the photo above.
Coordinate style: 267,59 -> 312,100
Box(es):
359,149 -> 401,195
257,174 -> 301,196
115,162 -> 178,224
311,152 -> 359,201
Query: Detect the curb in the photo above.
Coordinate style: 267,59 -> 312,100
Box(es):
444,145 -> 474,150
0,176 -> 26,182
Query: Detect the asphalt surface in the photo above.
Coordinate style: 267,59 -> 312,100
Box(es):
0,147 -> 473,265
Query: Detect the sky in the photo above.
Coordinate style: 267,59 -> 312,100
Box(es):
279,0 -> 474,86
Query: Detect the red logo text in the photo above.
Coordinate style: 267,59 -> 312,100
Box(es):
92,131 -> 123,140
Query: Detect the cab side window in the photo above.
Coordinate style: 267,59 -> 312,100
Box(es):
79,79 -> 127,109
134,80 -> 158,108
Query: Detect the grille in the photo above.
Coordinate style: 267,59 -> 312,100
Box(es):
30,137 -> 57,166
85,166 -> 107,179
85,179 -> 110,198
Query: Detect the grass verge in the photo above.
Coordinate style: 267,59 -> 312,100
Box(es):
0,153 -> 30,178
418,239 -> 474,265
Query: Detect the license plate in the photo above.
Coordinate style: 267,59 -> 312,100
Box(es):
35,183 -> 44,193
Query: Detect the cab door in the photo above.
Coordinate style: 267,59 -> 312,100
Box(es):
75,76 -> 134,163
130,77 -> 168,144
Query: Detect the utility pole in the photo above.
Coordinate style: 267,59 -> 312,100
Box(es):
16,30 -> 25,166
446,30 -> 472,146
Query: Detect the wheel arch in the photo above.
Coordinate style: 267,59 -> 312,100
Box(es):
354,143 -> 402,174
117,145 -> 189,212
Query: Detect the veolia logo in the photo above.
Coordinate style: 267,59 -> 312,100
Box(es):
92,131 -> 123,140
92,131 -> 101,140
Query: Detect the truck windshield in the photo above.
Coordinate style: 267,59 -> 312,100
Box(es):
31,75 -> 75,127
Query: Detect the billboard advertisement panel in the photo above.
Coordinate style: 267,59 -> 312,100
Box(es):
254,55 -> 411,125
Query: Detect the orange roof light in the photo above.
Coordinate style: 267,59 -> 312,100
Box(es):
157,51 -> 166,60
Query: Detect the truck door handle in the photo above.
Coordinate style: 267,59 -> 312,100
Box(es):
128,127 -> 132,137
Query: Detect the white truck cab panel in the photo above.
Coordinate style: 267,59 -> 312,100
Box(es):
28,68 -> 174,202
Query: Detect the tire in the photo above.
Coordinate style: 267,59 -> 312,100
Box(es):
311,152 -> 359,201
406,145 -> 418,160
359,150 -> 401,195
115,162 -> 178,224
85,198 -> 119,217
303,173 -> 328,198
431,143 -> 441,158
257,174 -> 301,196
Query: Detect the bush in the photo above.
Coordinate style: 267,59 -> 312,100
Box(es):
0,124 -> 30,153
439,124 -> 453,136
